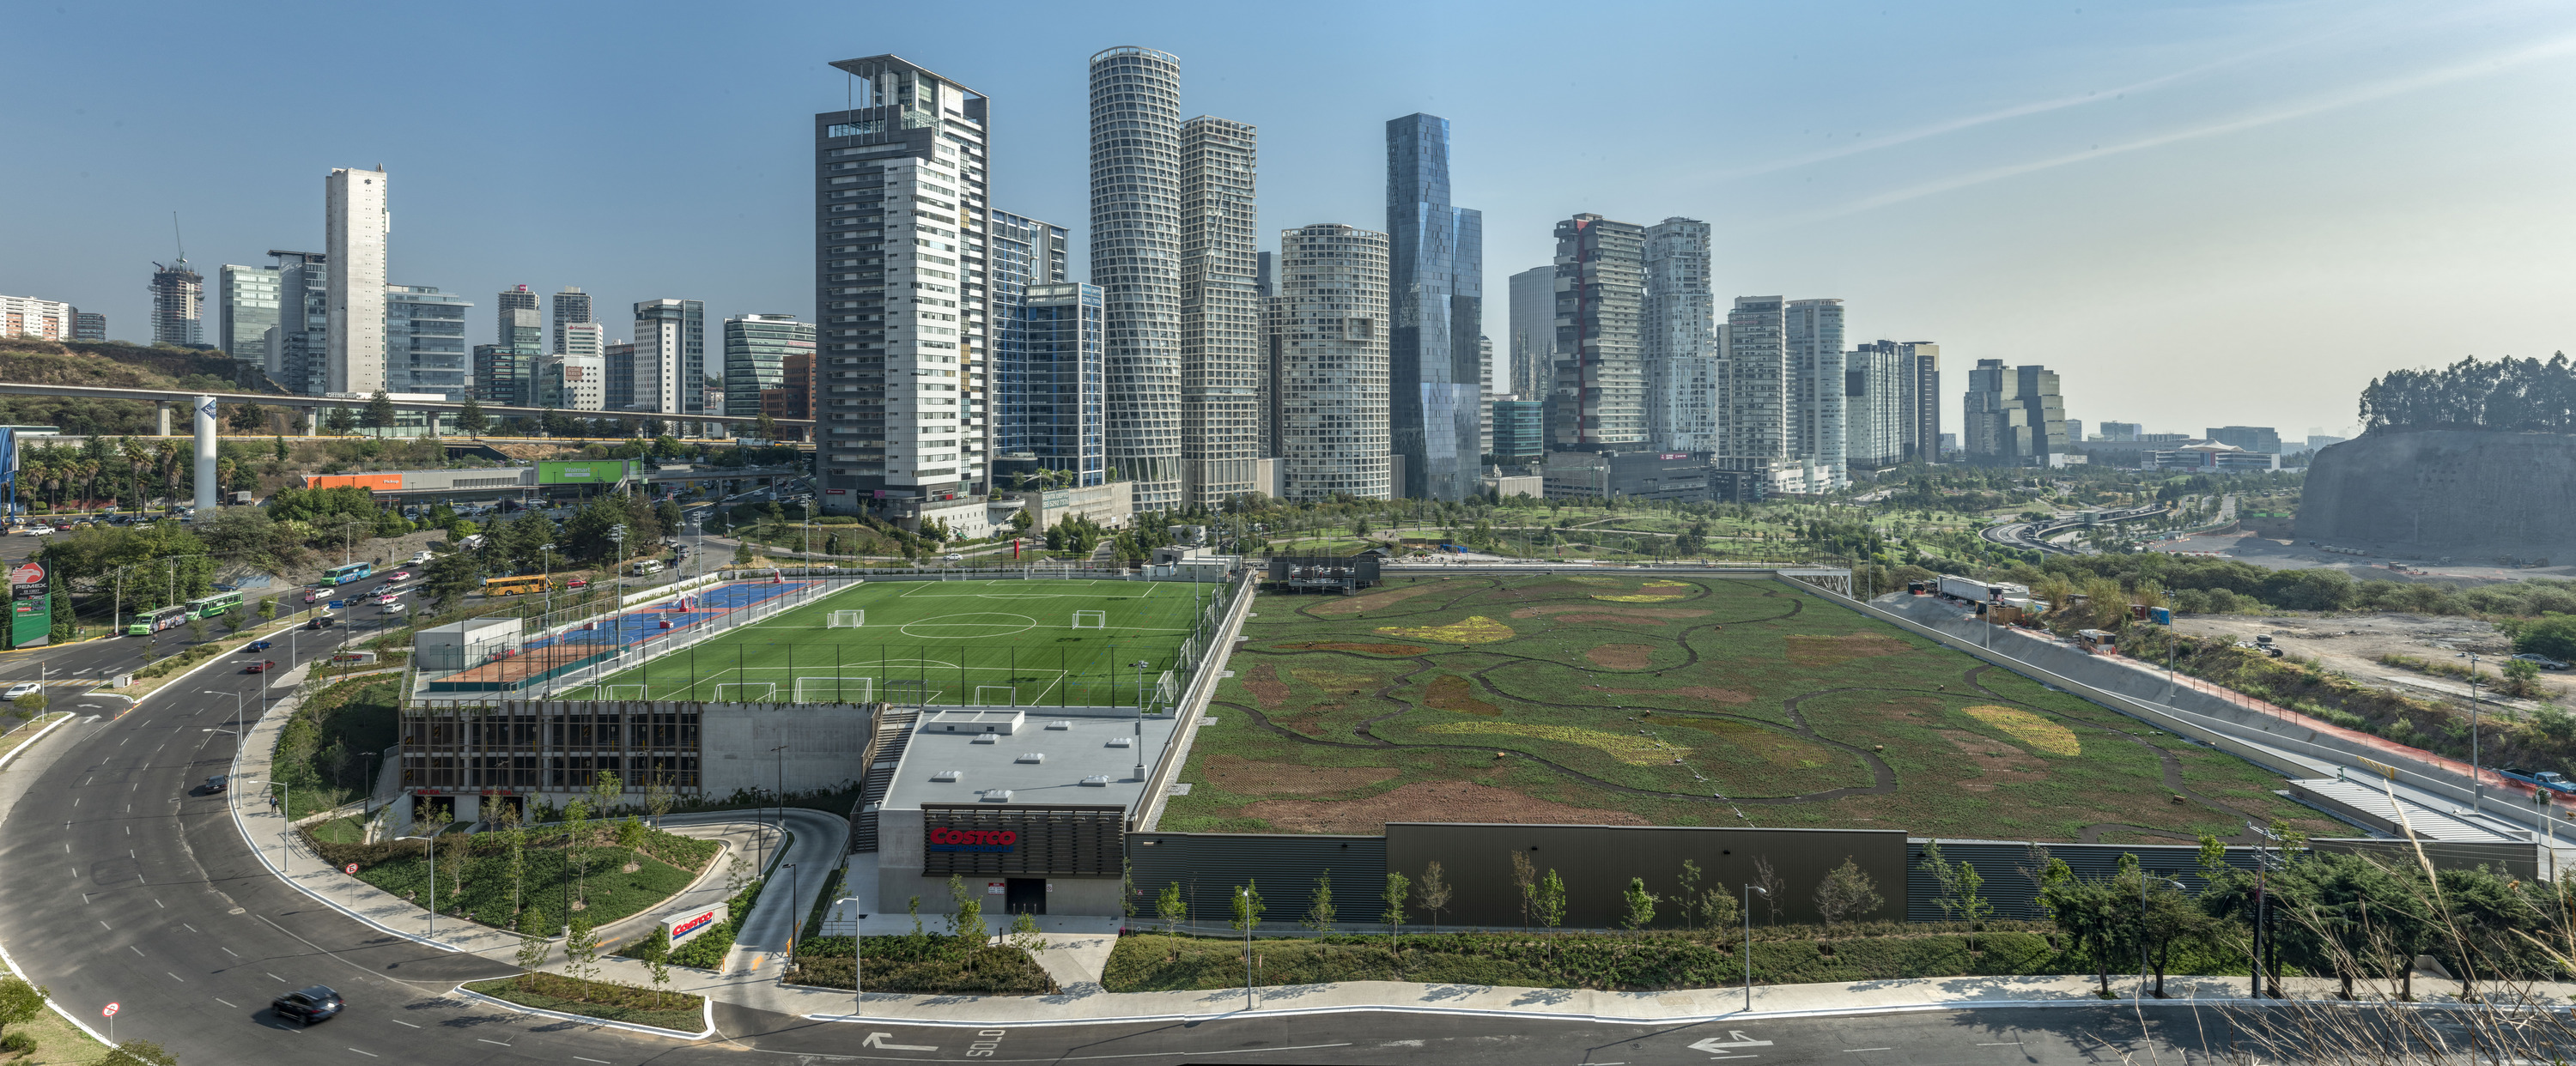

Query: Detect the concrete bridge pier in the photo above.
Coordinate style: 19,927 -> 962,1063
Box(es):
155,401 -> 171,436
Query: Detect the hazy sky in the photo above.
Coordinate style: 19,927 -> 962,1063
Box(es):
7,0 -> 2573,439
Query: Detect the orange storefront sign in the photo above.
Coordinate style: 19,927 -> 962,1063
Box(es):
303,473 -> 406,492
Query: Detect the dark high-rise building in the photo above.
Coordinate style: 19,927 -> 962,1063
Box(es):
149,259 -> 204,347
72,312 -> 106,342
1550,214 -> 1645,452
989,209 -> 1072,475
1385,112 -> 1483,500
999,283 -> 1106,488
1963,359 -> 2066,465
551,288 -> 592,355
267,251 -> 328,395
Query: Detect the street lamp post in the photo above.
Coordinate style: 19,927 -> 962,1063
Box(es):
1130,659 -> 1151,780
833,894 -> 867,1014
2467,652 -> 2487,820
1239,886 -> 1255,1010
540,542 -> 556,624
1743,884 -> 1768,1012
396,829 -> 444,939
203,688 -> 244,739
770,742 -> 790,873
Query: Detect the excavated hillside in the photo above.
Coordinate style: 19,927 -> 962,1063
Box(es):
2298,429 -> 2576,561
0,338 -> 281,435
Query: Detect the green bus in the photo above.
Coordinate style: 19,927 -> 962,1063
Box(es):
185,591 -> 243,620
127,604 -> 186,636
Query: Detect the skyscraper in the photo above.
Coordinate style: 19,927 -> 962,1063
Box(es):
386,286 -> 470,398
325,167 -> 389,394
72,312 -> 106,342
1962,359 -> 2066,464
268,251 -> 328,395
149,259 -> 204,347
216,263 -> 279,366
989,209 -> 1072,474
1785,298 -> 1846,488
550,322 -> 607,409
723,313 -> 815,420
1720,296 -> 1787,470
1642,218 -> 1715,454
1549,215 -> 1645,451
814,55 -> 991,518
1180,115 -> 1260,506
1386,113 -> 1483,500
551,288 -> 592,354
1091,45 -> 1182,512
1844,341 -> 1906,470
1897,342 -> 1941,463
1276,224 -> 1390,500
1003,283 -> 1107,487
631,299 -> 703,415
1506,264 -> 1554,402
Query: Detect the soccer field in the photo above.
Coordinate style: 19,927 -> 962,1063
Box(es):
556,578 -> 1213,707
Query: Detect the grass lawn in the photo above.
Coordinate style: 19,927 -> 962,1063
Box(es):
1169,574 -> 2338,842
323,825 -> 720,933
558,578 -> 1206,707
462,972 -> 702,1033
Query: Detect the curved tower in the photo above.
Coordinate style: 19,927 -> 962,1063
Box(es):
1089,45 -> 1183,512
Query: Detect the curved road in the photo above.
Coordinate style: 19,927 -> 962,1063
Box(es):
0,620 -> 2273,1063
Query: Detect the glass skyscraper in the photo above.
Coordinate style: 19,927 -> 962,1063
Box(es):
1385,112 -> 1483,501
1000,283 -> 1106,488
385,285 -> 471,399
217,263 -> 279,368
723,314 -> 816,419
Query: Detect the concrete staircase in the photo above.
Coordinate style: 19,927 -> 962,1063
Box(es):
849,708 -> 919,853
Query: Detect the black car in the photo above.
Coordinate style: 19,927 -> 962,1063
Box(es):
201,775 -> 228,794
271,986 -> 343,1025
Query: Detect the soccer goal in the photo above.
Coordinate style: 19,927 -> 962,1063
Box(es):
714,682 -> 779,702
828,609 -> 866,628
973,685 -> 1018,706
600,684 -> 648,700
1071,609 -> 1107,629
793,676 -> 874,703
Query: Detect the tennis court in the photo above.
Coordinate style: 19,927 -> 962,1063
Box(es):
553,578 -> 1218,707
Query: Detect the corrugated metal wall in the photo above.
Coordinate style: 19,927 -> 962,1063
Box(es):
1905,839 -> 2263,922
1129,832 -> 1390,925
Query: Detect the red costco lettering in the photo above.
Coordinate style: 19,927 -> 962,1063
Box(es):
928,828 -> 1018,847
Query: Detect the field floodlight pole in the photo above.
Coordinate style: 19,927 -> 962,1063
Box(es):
1131,659 -> 1151,780
540,542 -> 556,624
2467,652 -> 2485,821
1743,884 -> 1767,1012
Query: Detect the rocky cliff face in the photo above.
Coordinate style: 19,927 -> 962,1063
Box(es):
2298,430 -> 2576,559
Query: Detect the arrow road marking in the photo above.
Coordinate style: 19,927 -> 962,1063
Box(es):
1689,1031 -> 1776,1057
863,1033 -> 939,1051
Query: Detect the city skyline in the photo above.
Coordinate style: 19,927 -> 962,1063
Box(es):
7,3 -> 2574,434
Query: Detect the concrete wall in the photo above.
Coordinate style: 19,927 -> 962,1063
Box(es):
2300,430 -> 2576,559
699,701 -> 873,796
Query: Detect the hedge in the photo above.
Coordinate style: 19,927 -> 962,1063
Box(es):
787,935 -> 1055,995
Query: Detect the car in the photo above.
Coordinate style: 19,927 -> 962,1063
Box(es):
306,615 -> 336,629
202,774 -> 229,794
410,551 -> 434,564
243,639 -> 273,653
380,603 -> 406,615
246,659 -> 278,674
564,577 -> 587,589
372,591 -> 405,604
945,553 -> 963,561
390,570 -> 412,581
270,986 -> 343,1026
22,525 -> 52,536
2514,653 -> 2571,670
1,682 -> 36,700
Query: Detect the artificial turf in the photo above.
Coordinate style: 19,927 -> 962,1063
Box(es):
1166,573 -> 2344,842
560,578 -> 1211,707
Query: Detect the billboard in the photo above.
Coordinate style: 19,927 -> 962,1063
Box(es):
537,460 -> 634,486
304,474 -> 406,493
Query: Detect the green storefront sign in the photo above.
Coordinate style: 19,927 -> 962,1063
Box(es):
7,561 -> 47,649
537,460 -> 636,486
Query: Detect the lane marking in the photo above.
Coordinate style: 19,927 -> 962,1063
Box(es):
98,920 -> 110,930
267,972 -> 284,982
129,947 -> 143,956
1844,1049 -> 1893,1053
477,1039 -> 512,1046
574,1058 -> 611,1064
348,1049 -> 376,1057
167,972 -> 183,982
1977,1042 -> 2024,1046
390,1020 -> 419,1028
222,948 -> 237,956
182,924 -> 197,933
155,899 -> 162,908
215,997 -> 237,1008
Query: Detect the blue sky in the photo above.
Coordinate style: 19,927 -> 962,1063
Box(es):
7,0 -> 2573,438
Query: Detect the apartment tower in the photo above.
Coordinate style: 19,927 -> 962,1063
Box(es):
1642,218 -> 1716,454
1179,115 -> 1260,506
1844,340 -> 1906,470
1549,214 -> 1645,451
149,258 -> 204,348
325,167 -> 389,394
1275,224 -> 1390,500
813,55 -> 991,517
1720,296 -> 1788,471
1090,46 -> 1183,512
1386,113 -> 1483,500
1785,298 -> 1846,488
551,288 -> 592,354
632,299 -> 703,416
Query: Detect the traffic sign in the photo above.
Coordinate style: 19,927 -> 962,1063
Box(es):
101,1002 -> 118,1018
343,863 -> 359,875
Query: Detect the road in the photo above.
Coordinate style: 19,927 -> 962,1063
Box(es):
1979,504 -> 2170,557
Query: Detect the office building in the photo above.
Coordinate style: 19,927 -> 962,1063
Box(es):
1506,264 -> 1555,405
1720,296 -> 1787,471
2064,419 -> 2084,445
1544,450 -> 1711,503
1091,45 -> 1183,512
542,347 -> 605,410
602,342 -> 638,409
1550,215 -> 1645,452
386,286 -> 471,399
1896,341 -> 1941,463
0,295 -> 75,341
1180,115 -> 1261,506
761,350 -> 816,427
216,264 -> 279,365
998,283 -> 1107,488
1386,113 -> 1483,500
498,285 -> 540,347
2098,421 -> 2141,441
813,55 -> 992,521
1491,398 -> 1546,466
722,313 -> 815,420
2306,433 -> 2348,453
550,288 -> 592,354
1786,298 -> 1845,488
1844,342 -> 1906,470
326,167 -> 390,394
1642,218 -> 1716,454
1962,359 -> 2067,465
268,251 -> 328,395
72,312 -> 106,342
2205,425 -> 2282,454
989,209 -> 1072,473
1478,334 -> 1497,460
149,258 -> 204,347
627,299 -> 703,417
1276,223 -> 1389,500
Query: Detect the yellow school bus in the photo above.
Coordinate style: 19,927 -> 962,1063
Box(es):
482,575 -> 550,597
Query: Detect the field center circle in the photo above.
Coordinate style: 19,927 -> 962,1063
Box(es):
897,612 -> 1038,639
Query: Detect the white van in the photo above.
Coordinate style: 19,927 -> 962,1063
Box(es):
631,560 -> 666,577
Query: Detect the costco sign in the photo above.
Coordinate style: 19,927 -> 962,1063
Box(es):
665,904 -> 722,946
927,827 -> 1018,853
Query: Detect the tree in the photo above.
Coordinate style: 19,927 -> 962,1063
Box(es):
636,924 -> 672,1007
1007,911 -> 1048,956
562,799 -> 592,907
588,770 -> 623,821
10,688 -> 45,718
1510,851 -> 1538,931
1379,871 -> 1409,970
0,974 -> 49,1042
419,549 -> 483,612
438,832 -> 468,899
495,802 -> 526,918
1752,857 -> 1787,924
46,569 -> 71,644
563,913 -> 602,992
361,391 -> 397,437
1157,881 -> 1188,948
1534,869 -> 1568,962
2038,860 -> 2127,997
947,875 -> 987,970
617,815 -> 647,872
1918,841 -> 1996,948
1415,861 -> 1451,934
513,910 -> 553,990
732,539 -> 756,566
1619,876 -> 1659,934
100,1041 -> 179,1066
457,397 -> 488,437
1299,870 -> 1338,934
643,771 -> 676,829
228,400 -> 266,433
753,412 -> 779,441
1230,879 -> 1267,932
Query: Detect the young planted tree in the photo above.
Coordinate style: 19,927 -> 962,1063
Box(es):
1416,861 -> 1452,934
1534,869 -> 1568,965
1230,880 -> 1266,933
1751,857 -> 1786,924
617,815 -> 647,873
438,832 -> 469,901
1620,876 -> 1660,934
1157,881 -> 1188,947
1379,871 -> 1409,972
563,913 -> 602,994
588,770 -> 623,821
635,924 -> 672,1007
1007,912 -> 1048,956
1301,871 -> 1337,934
2038,859 -> 2126,998
562,799 -> 592,909
948,874 -> 987,972
1510,850 -> 1538,932
1918,841 -> 1996,949
513,910 -> 551,990
1676,859 -> 1706,935
643,771 -> 676,829
495,802 -> 526,918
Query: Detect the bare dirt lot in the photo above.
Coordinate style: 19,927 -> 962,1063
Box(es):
2172,611 -> 2556,704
